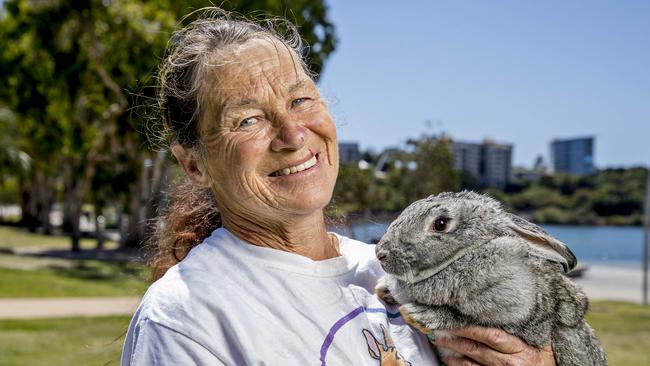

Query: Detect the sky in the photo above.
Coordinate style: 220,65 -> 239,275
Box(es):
318,0 -> 650,168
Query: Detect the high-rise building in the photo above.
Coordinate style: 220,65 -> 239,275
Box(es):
338,142 -> 361,164
550,137 -> 595,175
482,142 -> 513,188
451,142 -> 482,179
451,139 -> 513,188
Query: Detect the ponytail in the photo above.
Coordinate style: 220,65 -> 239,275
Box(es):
149,179 -> 221,280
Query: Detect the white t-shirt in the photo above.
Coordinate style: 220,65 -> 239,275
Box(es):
122,228 -> 438,365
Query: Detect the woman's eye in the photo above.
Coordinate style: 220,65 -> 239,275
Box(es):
291,98 -> 308,108
238,117 -> 259,129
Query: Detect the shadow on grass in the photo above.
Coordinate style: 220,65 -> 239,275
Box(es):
47,260 -> 147,282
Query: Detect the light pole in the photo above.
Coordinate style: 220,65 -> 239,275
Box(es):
643,167 -> 650,305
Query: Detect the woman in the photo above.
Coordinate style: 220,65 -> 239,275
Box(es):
122,9 -> 555,366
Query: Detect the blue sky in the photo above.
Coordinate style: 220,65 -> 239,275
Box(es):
319,0 -> 649,168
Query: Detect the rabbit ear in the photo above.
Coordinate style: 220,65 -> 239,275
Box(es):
380,324 -> 395,348
362,329 -> 381,359
507,213 -> 577,272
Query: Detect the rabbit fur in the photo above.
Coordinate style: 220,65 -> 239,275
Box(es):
375,191 -> 606,366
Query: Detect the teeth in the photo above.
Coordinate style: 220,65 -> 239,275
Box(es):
274,155 -> 318,176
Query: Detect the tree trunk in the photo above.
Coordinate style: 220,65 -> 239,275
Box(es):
37,174 -> 55,234
144,151 -> 170,236
123,169 -> 146,248
61,160 -> 75,234
19,179 -> 38,231
64,160 -> 97,252
94,205 -> 105,250
117,206 -> 128,248
69,198 -> 81,252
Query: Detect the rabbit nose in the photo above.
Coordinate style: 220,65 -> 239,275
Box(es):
376,250 -> 388,262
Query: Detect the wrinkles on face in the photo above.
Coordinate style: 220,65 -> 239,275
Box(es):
194,38 -> 339,248
201,130 -> 281,206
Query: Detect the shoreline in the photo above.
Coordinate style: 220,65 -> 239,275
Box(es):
571,263 -> 647,303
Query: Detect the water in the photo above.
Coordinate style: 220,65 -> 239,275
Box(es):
332,221 -> 647,268
544,225 -> 644,268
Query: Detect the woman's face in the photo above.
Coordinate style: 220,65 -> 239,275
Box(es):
196,38 -> 339,222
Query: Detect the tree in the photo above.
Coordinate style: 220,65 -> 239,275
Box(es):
0,0 -> 337,250
332,163 -> 374,213
399,137 -> 459,204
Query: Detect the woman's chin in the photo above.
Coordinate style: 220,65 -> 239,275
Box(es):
273,189 -> 333,217
287,196 -> 332,216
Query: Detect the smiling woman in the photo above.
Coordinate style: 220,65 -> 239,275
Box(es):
122,7 -> 554,366
188,38 -> 340,250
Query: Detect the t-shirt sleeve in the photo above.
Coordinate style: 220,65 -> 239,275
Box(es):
122,319 -> 226,366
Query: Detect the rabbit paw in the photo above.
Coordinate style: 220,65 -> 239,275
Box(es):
375,284 -> 399,306
401,303 -> 465,332
400,303 -> 437,334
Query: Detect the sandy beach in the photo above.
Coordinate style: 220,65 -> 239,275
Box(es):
571,263 -> 646,303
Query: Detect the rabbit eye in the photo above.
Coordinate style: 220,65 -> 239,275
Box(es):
433,217 -> 448,232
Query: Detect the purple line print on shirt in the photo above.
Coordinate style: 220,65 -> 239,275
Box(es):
319,306 -> 401,366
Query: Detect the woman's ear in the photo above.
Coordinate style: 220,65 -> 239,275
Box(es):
170,142 -> 211,188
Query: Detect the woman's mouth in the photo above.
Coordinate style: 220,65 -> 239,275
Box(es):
270,153 -> 319,177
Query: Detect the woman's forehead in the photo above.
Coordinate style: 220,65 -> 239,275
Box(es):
203,38 -> 310,101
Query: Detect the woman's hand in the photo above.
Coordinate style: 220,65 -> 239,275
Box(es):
431,326 -> 556,366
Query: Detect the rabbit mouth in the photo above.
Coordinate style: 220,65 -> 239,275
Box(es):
378,254 -> 412,277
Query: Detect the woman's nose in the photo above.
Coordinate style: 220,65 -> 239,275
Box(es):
270,118 -> 307,152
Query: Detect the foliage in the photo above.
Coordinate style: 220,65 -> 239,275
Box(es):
0,0 -> 337,249
332,140 -> 646,226
332,164 -> 374,213
0,0 -> 180,244
500,168 -> 647,225
217,0 -> 336,78
332,138 -> 459,215
400,138 -> 459,204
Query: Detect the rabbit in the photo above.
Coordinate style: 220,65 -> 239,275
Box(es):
374,191 -> 606,366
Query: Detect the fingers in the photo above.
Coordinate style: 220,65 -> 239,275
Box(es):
447,326 -> 525,354
439,353 -> 482,366
540,343 -> 557,366
433,335 -> 515,366
432,331 -> 555,366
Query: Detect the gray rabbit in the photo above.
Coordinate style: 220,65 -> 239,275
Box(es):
375,191 -> 606,366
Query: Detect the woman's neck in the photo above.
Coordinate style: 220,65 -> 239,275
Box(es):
221,210 -> 340,261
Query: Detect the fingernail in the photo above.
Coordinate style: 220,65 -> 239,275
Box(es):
427,332 -> 436,342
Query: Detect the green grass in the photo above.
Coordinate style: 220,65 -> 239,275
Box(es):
0,316 -> 130,366
0,260 -> 149,297
586,301 -> 650,365
0,226 -> 117,250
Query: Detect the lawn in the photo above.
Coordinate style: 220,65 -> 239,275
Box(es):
0,259 -> 149,297
586,301 -> 650,365
0,225 -> 148,297
0,301 -> 647,365
0,316 -> 130,366
0,226 -> 117,250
